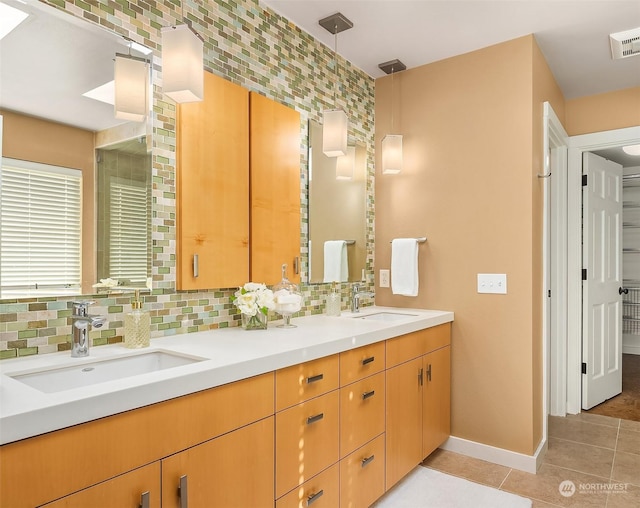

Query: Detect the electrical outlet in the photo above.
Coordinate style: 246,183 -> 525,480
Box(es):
380,269 -> 390,288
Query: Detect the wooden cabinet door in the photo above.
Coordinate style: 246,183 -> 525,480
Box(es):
177,71 -> 249,289
40,462 -> 160,508
423,345 -> 451,457
161,417 -> 274,508
385,357 -> 423,490
249,92 -> 301,284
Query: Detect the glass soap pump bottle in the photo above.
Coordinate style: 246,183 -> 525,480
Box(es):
124,289 -> 150,348
326,281 -> 341,316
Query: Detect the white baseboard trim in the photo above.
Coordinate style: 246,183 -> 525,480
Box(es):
440,435 -> 546,474
622,344 -> 640,355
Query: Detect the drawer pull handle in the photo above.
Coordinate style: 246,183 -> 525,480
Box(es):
178,475 -> 188,508
362,356 -> 375,366
361,454 -> 375,468
307,412 -> 324,425
307,489 -> 324,506
139,491 -> 150,508
362,390 -> 375,400
306,373 -> 324,384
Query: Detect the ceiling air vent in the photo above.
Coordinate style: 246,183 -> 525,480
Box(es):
610,27 -> 640,59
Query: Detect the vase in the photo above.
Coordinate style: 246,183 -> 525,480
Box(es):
241,312 -> 268,330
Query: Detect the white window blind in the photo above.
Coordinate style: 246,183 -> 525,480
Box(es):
0,158 -> 82,298
108,176 -> 149,284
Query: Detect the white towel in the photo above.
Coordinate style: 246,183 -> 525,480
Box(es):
391,238 -> 419,296
323,240 -> 349,283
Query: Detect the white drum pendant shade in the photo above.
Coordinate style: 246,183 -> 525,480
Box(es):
161,24 -> 203,103
382,134 -> 403,174
323,109 -> 348,157
114,55 -> 149,122
336,145 -> 355,180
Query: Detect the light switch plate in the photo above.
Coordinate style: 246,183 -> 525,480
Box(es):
380,269 -> 390,288
477,273 -> 507,294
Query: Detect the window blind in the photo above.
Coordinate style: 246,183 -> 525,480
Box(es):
0,158 -> 82,298
108,176 -> 149,284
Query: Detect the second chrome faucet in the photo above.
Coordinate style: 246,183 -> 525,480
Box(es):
351,284 -> 375,313
71,301 -> 107,357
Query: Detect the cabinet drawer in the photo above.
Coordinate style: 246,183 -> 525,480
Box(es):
339,372 -> 385,458
339,341 -> 385,386
424,322 -> 451,353
340,434 -> 385,508
276,463 -> 339,508
275,390 -> 340,498
386,330 -> 423,368
276,354 -> 339,411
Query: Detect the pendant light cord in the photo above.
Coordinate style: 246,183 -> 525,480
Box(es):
391,65 -> 395,132
333,24 -> 338,105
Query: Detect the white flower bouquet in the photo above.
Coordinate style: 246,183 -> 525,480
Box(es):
232,282 -> 275,329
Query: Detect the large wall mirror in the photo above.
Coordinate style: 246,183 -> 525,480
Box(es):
308,120 -> 366,284
0,0 -> 153,299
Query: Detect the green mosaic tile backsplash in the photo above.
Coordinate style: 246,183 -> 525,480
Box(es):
0,0 -> 375,359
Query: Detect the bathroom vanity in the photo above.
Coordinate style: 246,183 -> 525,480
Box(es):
0,308 -> 453,507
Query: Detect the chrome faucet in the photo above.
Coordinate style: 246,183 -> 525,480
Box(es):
71,301 -> 106,357
351,284 -> 375,313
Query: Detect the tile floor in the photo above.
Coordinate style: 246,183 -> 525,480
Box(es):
422,412 -> 640,507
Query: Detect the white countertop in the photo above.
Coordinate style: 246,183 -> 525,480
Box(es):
0,307 -> 453,445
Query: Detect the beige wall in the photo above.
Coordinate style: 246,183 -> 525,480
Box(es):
0,110 -> 96,290
565,87 -> 640,136
375,35 -> 559,455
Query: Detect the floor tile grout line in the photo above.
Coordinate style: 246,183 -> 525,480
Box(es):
541,461 -> 612,482
496,468 -> 512,490
547,434 -> 618,452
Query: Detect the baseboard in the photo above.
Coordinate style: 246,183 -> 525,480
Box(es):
440,435 -> 546,474
622,344 -> 640,355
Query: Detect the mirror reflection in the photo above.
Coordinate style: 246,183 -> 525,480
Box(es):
0,0 -> 152,298
308,120 -> 367,284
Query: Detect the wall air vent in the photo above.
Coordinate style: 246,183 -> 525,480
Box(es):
610,27 -> 640,59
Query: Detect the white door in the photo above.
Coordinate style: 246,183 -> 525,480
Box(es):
582,152 -> 623,410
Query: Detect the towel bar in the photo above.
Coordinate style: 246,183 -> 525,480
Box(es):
389,237 -> 427,243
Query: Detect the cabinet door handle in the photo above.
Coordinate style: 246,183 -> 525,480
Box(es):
361,454 -> 375,468
362,390 -> 375,400
307,412 -> 324,425
139,491 -> 150,508
306,373 -> 324,384
193,254 -> 199,278
361,356 -> 375,366
427,363 -> 432,382
178,475 -> 188,508
418,367 -> 424,386
294,256 -> 300,275
306,489 -> 324,506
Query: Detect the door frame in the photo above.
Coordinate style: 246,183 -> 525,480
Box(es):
565,126 -> 640,414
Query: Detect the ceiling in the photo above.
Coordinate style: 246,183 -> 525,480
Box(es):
1,0 -> 638,165
261,0 -> 640,167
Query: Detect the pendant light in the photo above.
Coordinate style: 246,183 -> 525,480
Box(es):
161,1 -> 204,103
379,59 -> 406,174
114,52 -> 149,122
336,145 -> 355,180
319,13 -> 353,157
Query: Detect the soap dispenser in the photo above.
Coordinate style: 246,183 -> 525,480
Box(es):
325,281 -> 341,316
124,289 -> 150,348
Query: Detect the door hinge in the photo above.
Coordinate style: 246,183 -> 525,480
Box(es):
582,174 -> 588,186
582,269 -> 587,281
582,362 -> 587,374
548,289 -> 551,297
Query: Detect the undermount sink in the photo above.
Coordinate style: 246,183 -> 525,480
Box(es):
9,350 -> 205,394
354,312 -> 418,322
